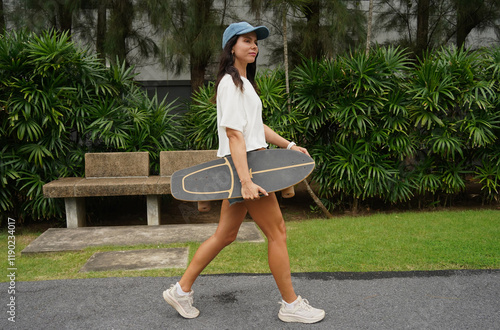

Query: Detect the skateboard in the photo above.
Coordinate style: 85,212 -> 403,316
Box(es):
171,149 -> 315,202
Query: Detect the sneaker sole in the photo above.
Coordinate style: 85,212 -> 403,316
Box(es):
163,290 -> 200,319
278,310 -> 325,324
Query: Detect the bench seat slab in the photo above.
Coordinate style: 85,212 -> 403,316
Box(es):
156,176 -> 172,195
75,177 -> 151,197
43,176 -> 172,198
43,177 -> 85,198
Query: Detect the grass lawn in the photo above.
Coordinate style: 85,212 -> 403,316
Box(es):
1,209 -> 499,282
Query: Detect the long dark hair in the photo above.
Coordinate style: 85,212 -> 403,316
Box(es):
214,35 -> 258,97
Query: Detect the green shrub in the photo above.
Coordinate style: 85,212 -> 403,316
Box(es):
408,46 -> 499,206
0,30 -> 182,224
183,82 -> 218,150
292,46 -> 415,210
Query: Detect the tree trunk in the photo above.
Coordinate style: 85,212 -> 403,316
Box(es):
0,0 -> 5,32
365,0 -> 374,55
303,0 -> 322,60
352,196 -> 359,214
283,6 -> 291,112
57,1 -> 72,37
96,1 -> 107,63
190,61 -> 205,94
304,180 -> 333,218
189,0 -> 211,94
416,0 -> 430,59
109,0 -> 134,65
456,3 -> 481,48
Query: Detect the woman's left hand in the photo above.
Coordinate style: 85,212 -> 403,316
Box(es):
291,145 -> 310,156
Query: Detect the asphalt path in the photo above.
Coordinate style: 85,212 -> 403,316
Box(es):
1,269 -> 498,329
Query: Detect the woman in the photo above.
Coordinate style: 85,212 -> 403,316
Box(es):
163,22 -> 325,324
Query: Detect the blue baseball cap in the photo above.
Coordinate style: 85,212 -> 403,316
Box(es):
222,22 -> 270,49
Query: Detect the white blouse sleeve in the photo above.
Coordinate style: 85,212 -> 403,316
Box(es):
218,77 -> 247,133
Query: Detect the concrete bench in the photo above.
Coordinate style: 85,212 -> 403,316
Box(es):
43,150 -> 217,228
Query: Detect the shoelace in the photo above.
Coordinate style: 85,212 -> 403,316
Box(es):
279,297 -> 313,311
181,291 -> 195,308
297,298 -> 313,311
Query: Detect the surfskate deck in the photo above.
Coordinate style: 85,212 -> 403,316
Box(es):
171,149 -> 315,202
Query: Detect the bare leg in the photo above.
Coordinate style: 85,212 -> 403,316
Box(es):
178,200 -> 247,292
245,193 -> 298,303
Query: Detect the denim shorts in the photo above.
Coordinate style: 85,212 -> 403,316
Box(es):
228,197 -> 245,206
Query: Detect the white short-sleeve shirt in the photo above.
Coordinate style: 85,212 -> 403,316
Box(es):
217,74 -> 267,157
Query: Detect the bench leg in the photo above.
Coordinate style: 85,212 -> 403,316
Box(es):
65,197 -> 86,228
147,195 -> 161,226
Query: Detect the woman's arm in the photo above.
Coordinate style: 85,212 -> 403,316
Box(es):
226,128 -> 268,199
263,124 -> 309,156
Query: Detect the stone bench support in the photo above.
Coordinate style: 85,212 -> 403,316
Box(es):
65,197 -> 86,228
146,195 -> 161,226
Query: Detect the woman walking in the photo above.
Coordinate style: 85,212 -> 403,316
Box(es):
163,22 -> 325,324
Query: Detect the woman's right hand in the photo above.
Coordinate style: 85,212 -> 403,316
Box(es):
241,180 -> 268,200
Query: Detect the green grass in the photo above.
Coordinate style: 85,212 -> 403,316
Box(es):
1,209 -> 499,282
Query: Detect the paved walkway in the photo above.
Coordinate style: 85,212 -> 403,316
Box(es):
2,270 -> 498,329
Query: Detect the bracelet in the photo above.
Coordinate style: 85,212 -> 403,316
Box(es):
286,141 -> 296,149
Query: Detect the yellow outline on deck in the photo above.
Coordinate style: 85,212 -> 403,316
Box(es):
182,157 -> 235,197
181,159 -> 315,198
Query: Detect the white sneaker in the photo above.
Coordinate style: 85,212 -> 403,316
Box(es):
278,296 -> 325,323
163,284 -> 200,319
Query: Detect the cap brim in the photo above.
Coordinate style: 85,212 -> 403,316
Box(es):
237,26 -> 269,41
